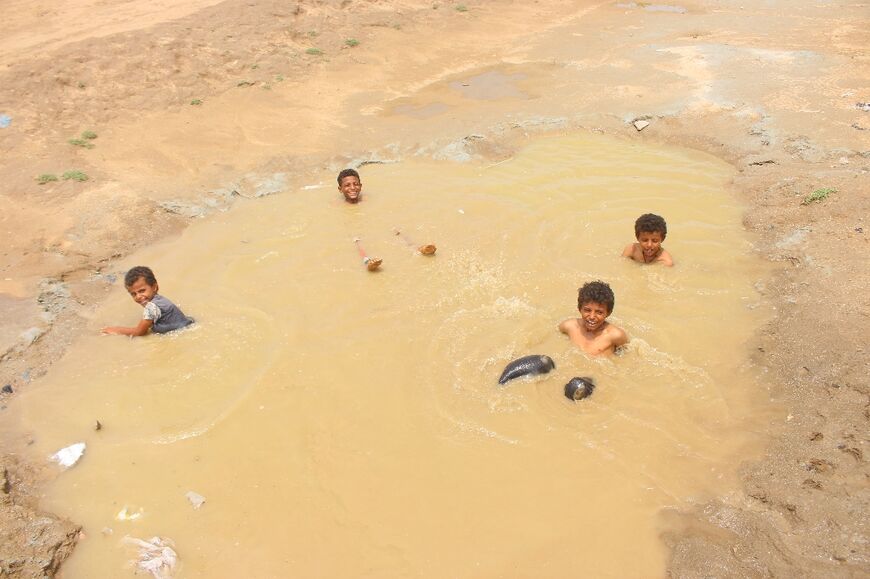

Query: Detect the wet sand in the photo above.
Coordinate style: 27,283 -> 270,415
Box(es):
0,0 -> 868,577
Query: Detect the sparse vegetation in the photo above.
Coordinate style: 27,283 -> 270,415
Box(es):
251,64 -> 260,69
305,48 -> 324,56
803,187 -> 836,205
275,75 -> 284,82
308,30 -> 319,37
81,130 -> 97,140
36,174 -> 58,185
345,38 -> 360,47
68,138 -> 94,149
237,81 -> 255,87
456,4 -> 468,12
190,99 -> 203,105
62,171 -> 89,182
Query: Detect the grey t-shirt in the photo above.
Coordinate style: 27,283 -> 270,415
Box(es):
142,294 -> 194,334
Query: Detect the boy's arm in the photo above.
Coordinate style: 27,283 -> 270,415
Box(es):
658,249 -> 674,267
610,326 -> 629,348
101,319 -> 153,336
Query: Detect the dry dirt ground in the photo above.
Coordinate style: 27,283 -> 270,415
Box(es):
0,0 -> 868,577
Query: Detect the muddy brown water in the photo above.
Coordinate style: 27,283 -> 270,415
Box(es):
2,133 -> 775,577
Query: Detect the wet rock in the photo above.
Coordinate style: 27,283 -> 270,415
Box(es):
159,200 -> 208,218
1,384 -> 12,394
185,491 -> 206,510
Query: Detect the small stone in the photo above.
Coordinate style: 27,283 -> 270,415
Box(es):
633,119 -> 650,131
95,420 -> 102,431
1,384 -> 12,394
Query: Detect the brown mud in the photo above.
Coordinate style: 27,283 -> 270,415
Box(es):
0,0 -> 867,577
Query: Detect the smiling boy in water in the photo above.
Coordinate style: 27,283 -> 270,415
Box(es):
559,281 -> 628,356
622,213 -> 674,266
337,168 -> 362,203
101,266 -> 194,336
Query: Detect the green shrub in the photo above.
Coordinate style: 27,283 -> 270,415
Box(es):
802,188 -> 836,205
62,171 -> 89,182
36,174 -> 58,184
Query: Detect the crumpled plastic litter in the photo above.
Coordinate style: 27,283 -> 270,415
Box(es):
123,536 -> 177,579
50,442 -> 86,468
0,114 -> 10,128
185,491 -> 206,509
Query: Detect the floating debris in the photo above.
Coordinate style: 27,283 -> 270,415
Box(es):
116,506 -> 144,521
185,491 -> 206,510
123,536 -> 177,579
50,442 -> 86,469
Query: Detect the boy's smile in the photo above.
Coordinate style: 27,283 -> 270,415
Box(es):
637,231 -> 664,262
580,301 -> 609,333
126,277 -> 158,307
338,175 -> 362,203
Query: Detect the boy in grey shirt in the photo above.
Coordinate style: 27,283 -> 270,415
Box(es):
102,266 -> 194,336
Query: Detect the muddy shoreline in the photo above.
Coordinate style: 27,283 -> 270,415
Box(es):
1,0 -> 868,576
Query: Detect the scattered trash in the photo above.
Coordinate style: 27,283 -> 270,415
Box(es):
95,420 -> 103,431
748,159 -> 776,166
1,384 -> 12,394
458,209 -> 465,214
852,123 -> 867,131
838,156 -> 849,164
856,102 -> 870,112
185,491 -> 206,510
633,119 -> 650,131
116,506 -> 144,521
50,442 -> 86,469
301,183 -> 324,190
101,527 -> 114,536
123,536 -> 177,579
0,114 -> 10,128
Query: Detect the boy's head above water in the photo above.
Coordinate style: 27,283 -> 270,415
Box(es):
337,168 -> 362,203
623,213 -> 673,266
124,266 -> 159,307
578,280 -> 615,316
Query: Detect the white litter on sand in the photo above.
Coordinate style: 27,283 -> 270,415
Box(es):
50,442 -> 86,469
123,536 -> 178,579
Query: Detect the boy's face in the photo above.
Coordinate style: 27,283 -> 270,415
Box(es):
126,276 -> 158,307
637,230 -> 664,260
578,300 -> 611,332
338,175 -> 362,203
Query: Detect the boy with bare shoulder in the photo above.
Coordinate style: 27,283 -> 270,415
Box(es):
559,281 -> 628,356
622,213 -> 674,266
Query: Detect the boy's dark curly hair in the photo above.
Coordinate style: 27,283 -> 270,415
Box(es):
578,281 -> 615,314
634,213 -> 667,239
337,168 -> 360,185
124,266 -> 157,287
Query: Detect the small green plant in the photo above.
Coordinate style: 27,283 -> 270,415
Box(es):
77,82 -> 86,89
62,171 -> 89,182
345,38 -> 360,47
456,4 -> 468,11
308,30 -> 319,37
802,187 -> 835,205
68,138 -> 94,149
81,130 -> 97,140
305,48 -> 324,56
237,80 -> 255,87
190,98 -> 203,105
275,74 -> 284,82
262,83 -> 272,90
36,174 -> 58,185
251,63 -> 259,69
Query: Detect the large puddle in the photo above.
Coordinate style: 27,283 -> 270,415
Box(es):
3,133 -> 773,577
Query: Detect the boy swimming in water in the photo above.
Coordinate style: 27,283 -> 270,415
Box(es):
337,168 -> 362,203
101,266 -> 194,336
622,213 -> 674,266
559,281 -> 628,356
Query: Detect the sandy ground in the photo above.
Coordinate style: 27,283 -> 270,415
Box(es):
0,0 -> 867,576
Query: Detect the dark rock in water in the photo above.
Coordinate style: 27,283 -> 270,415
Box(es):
498,355 -> 556,384
564,377 -> 595,401
1,384 -> 12,394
